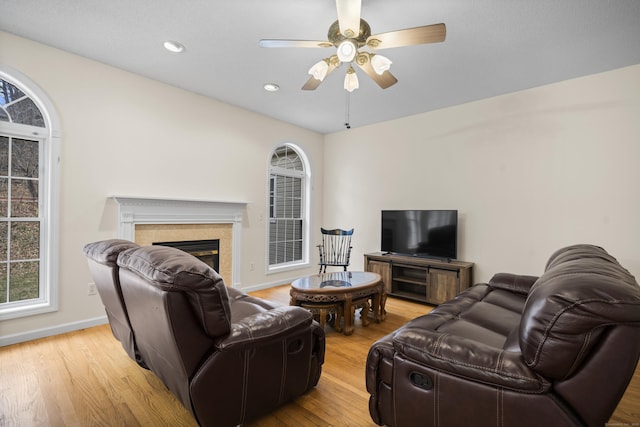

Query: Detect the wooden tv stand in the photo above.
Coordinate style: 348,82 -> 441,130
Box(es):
364,252 -> 473,305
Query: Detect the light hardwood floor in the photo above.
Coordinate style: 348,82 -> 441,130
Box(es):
1,285 -> 639,426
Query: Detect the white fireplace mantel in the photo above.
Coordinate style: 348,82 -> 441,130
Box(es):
111,196 -> 247,286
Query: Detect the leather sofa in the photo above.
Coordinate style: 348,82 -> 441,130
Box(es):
83,240 -> 325,427
366,244 -> 640,427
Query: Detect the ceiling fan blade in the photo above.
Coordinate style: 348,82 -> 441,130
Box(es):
302,57 -> 340,90
336,0 -> 361,38
259,39 -> 332,48
367,23 -> 446,50
356,57 -> 398,89
301,76 -> 324,91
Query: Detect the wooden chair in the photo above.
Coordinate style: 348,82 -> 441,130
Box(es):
317,228 -> 353,274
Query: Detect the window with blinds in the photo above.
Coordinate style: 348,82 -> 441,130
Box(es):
268,145 -> 306,268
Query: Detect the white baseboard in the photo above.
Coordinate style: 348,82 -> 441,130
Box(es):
240,278 -> 292,293
1,280 -> 295,347
0,316 -> 109,347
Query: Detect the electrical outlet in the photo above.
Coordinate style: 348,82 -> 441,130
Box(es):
88,282 -> 97,296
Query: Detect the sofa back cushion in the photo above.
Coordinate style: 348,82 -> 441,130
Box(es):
117,245 -> 231,337
520,244 -> 640,379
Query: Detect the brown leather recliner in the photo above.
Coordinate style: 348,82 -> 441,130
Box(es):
366,244 -> 640,427
82,239 -> 147,368
84,241 -> 325,427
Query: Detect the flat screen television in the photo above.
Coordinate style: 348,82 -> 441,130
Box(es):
381,210 -> 458,260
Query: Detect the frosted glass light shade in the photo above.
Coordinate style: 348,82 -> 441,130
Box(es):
371,54 -> 392,75
344,67 -> 359,92
308,60 -> 330,81
337,40 -> 357,63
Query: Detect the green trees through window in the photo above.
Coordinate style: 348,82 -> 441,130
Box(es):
1,79 -> 45,127
1,78 -> 45,308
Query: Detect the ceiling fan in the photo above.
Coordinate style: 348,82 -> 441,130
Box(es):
259,0 -> 446,92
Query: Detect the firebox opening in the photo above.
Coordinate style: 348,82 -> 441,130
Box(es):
153,239 -> 220,273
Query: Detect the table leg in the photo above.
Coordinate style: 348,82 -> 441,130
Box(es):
318,308 -> 327,329
289,288 -> 298,306
380,290 -> 387,321
343,295 -> 354,336
334,305 -> 343,333
360,299 -> 371,327
372,292 -> 381,323
369,286 -> 387,323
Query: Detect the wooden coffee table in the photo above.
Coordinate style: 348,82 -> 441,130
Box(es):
290,271 -> 386,335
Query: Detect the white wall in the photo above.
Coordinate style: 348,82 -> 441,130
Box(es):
2,28 -> 639,344
0,32 -> 324,341
324,64 -> 640,283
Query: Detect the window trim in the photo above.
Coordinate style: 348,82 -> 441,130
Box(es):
0,66 -> 61,320
266,143 -> 311,273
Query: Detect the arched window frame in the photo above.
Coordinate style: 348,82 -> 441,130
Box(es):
267,143 -> 311,272
0,65 -> 61,320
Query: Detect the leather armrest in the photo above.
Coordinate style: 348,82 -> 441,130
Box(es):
366,334 -> 395,393
392,327 -> 550,393
489,272 -> 538,295
216,306 -> 313,350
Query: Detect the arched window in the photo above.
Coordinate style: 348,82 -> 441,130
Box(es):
268,144 -> 309,270
0,67 -> 60,320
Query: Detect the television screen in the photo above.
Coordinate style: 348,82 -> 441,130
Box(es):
381,210 -> 458,260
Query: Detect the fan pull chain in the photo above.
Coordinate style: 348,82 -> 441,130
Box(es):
344,92 -> 351,129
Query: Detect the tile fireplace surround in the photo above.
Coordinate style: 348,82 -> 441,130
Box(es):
111,196 -> 247,287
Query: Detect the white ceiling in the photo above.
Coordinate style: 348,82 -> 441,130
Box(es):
1,0 -> 639,134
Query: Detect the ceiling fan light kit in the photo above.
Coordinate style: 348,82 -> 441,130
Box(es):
309,59 -> 330,81
260,0 -> 446,93
370,54 -> 392,75
344,66 -> 359,92
337,40 -> 357,62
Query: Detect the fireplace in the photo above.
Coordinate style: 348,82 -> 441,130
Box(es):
153,239 -> 220,272
111,196 -> 247,287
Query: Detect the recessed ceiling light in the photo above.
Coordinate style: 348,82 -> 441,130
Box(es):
163,40 -> 185,53
264,83 -> 280,92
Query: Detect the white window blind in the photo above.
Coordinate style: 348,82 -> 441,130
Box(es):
268,145 -> 306,268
